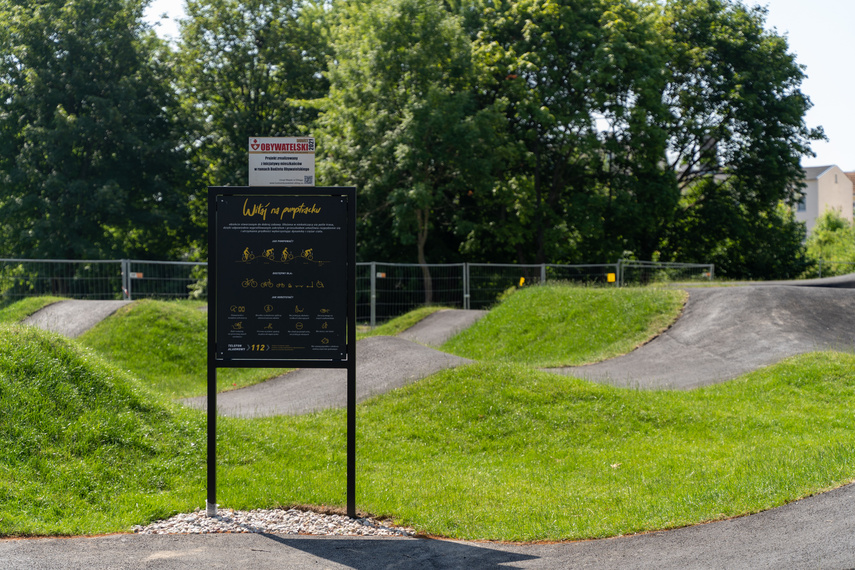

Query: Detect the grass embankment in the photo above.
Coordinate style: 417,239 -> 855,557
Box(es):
1,286 -> 854,540
443,284 -> 686,366
77,300 -> 280,398
0,296 -> 65,324
0,326 -> 206,535
79,301 -> 449,398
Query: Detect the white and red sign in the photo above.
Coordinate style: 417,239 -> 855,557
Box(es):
248,137 -> 315,186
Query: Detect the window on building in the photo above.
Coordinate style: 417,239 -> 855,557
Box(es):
797,197 -> 806,212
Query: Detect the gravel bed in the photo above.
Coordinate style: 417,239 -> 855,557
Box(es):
132,507 -> 416,537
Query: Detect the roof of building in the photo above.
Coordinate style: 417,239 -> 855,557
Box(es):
803,165 -> 836,180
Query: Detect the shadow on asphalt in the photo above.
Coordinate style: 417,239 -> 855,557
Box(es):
257,534 -> 539,568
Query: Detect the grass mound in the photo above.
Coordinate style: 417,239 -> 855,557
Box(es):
0,296 -> 65,324
2,292 -> 854,541
78,300 -> 280,398
351,354 -> 855,540
358,305 -> 450,338
0,325 -> 206,536
442,284 -> 686,366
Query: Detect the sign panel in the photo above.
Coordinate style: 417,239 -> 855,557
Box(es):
214,191 -> 348,362
248,137 -> 315,186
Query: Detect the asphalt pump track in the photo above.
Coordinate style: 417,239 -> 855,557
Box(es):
8,281 -> 855,568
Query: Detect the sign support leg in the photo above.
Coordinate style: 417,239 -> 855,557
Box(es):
207,365 -> 217,517
347,365 -> 356,518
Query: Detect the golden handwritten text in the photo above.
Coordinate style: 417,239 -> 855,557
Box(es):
242,199 -> 322,221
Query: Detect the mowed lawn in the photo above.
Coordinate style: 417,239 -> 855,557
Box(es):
0,285 -> 853,541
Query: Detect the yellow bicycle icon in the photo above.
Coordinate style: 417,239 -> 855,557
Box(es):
241,278 -> 258,288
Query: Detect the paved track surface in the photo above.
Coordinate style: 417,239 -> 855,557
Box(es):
183,310 -> 485,417
8,284 -> 855,568
551,285 -> 855,388
396,309 -> 487,346
183,335 -> 473,417
3,481 -> 855,569
21,300 -> 131,338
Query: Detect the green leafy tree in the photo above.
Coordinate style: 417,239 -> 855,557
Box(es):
465,0 -> 673,264
0,0 -> 193,259
463,0 -> 818,276
804,209 -> 855,277
660,0 -> 822,277
317,0 -> 500,301
178,0 -> 329,190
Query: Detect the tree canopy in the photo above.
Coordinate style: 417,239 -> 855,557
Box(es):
0,0 -> 193,259
0,0 -> 824,279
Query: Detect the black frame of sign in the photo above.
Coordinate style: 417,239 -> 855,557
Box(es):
207,186 -> 357,517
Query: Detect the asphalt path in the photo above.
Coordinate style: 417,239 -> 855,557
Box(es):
7,285 -> 855,568
182,309 -> 486,417
21,300 -> 131,338
550,285 -> 855,388
3,481 -> 855,569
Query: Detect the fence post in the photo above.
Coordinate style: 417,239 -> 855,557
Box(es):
540,263 -> 546,284
819,258 -> 822,279
463,263 -> 470,310
121,259 -> 131,300
617,259 -> 624,287
370,261 -> 377,329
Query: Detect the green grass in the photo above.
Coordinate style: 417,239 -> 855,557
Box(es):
2,287 -> 854,540
442,284 -> 686,366
0,296 -> 65,324
0,325 -> 207,535
77,300 -> 281,398
357,305 -> 450,339
1,326 -> 854,539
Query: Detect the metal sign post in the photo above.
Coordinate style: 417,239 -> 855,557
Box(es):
207,186 -> 357,518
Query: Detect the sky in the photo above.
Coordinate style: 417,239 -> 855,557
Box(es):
143,0 -> 855,172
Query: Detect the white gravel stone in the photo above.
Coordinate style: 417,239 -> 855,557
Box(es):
131,507 -> 415,537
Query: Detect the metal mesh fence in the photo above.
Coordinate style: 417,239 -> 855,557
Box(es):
124,260 -> 208,300
467,264 -> 546,309
617,261 -> 714,286
0,258 -> 715,323
0,259 -> 123,302
811,260 -> 855,279
466,263 -> 619,310
357,262 -> 465,323
545,264 -> 618,284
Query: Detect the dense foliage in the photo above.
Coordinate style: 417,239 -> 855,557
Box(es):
0,0 -> 194,259
802,209 -> 855,278
0,0 -> 823,278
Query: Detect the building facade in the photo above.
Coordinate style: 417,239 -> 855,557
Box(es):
796,165 -> 854,234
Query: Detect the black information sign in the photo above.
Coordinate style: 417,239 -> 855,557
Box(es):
207,186 -> 356,519
214,193 -> 348,361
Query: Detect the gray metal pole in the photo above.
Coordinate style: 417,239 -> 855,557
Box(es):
370,262 -> 377,329
121,259 -> 130,300
463,263 -> 470,310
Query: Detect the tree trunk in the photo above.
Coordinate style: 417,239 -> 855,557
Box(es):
415,208 -> 433,305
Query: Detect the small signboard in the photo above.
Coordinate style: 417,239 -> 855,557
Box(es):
248,137 -> 315,186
